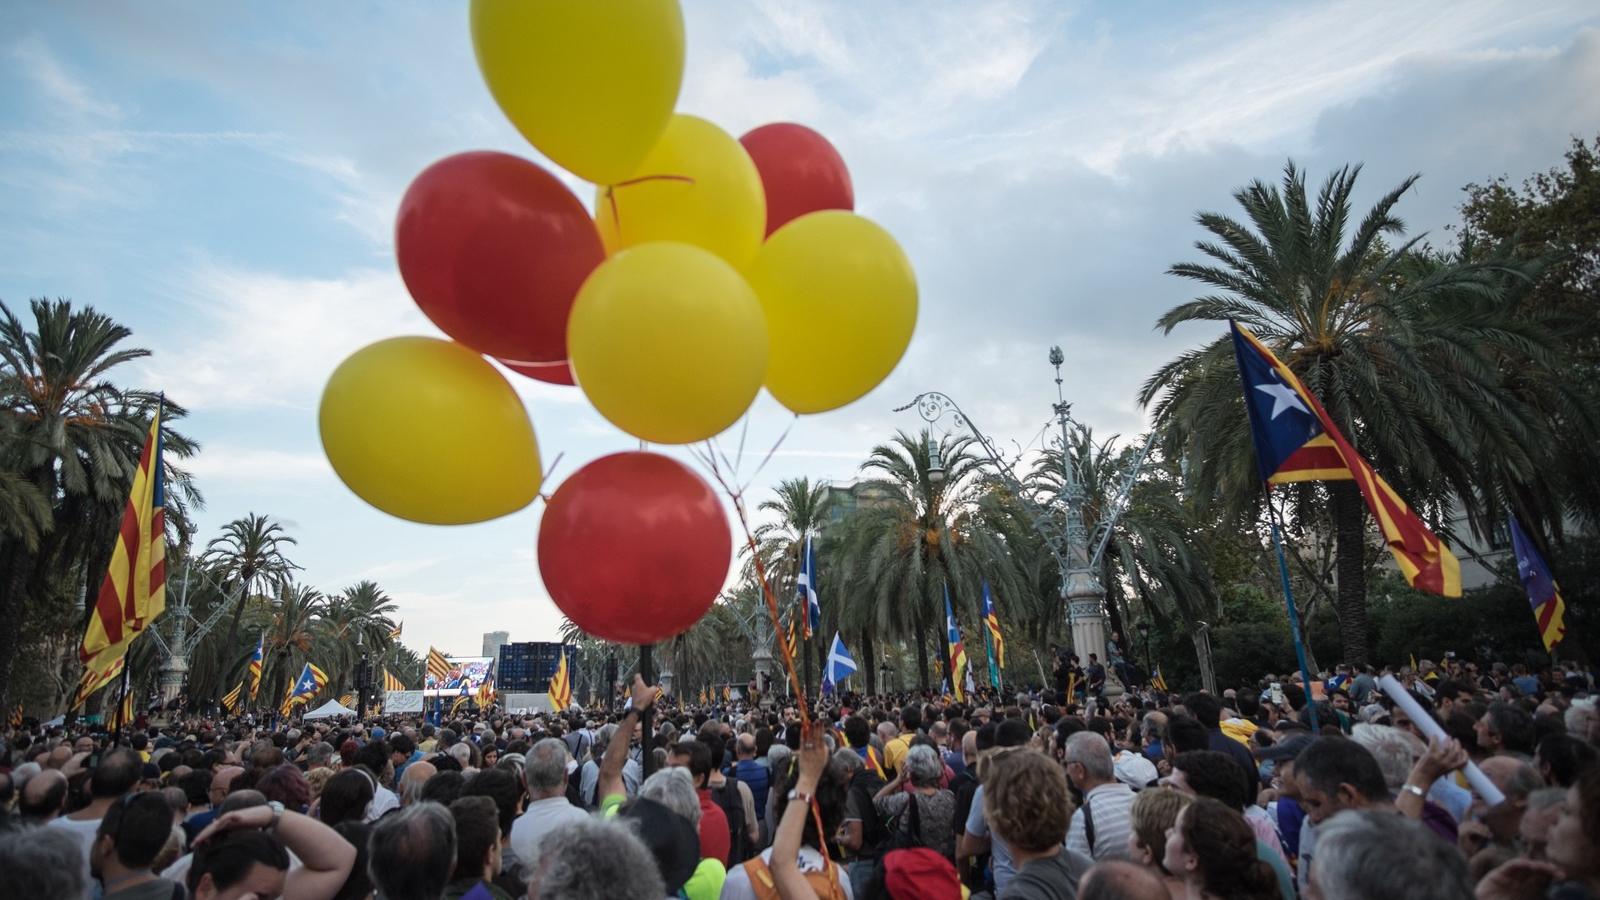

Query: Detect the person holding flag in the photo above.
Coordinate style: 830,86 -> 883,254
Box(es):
944,585 -> 969,704
982,581 -> 1005,690
1508,516 -> 1567,651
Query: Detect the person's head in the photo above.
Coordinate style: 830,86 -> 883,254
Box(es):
843,716 -> 871,751
1128,786 -> 1192,873
983,749 -> 1070,853
1080,859 -> 1172,900
899,705 -> 922,734
319,768 -> 376,826
258,764 -> 311,813
1309,809 -> 1472,900
90,748 -> 143,800
525,816 -> 664,900
1292,737 -> 1390,824
1182,693 -> 1222,730
19,767 -> 68,820
1520,787 -> 1568,860
1535,732 -> 1599,788
91,792 -> 174,877
1063,730 -> 1117,791
1163,797 -> 1278,899
460,767 -> 522,841
0,822 -> 88,898
638,767 -> 701,827
1476,756 -> 1545,842
902,744 -> 943,789
368,801 -> 457,900
1169,750 -> 1248,810
1348,724 -> 1425,794
1164,715 -> 1208,754
188,829 -> 291,900
448,796 -> 502,883
1477,702 -> 1536,756
736,733 -> 757,759
399,760 -> 438,805
666,740 -> 714,789
525,738 -> 569,798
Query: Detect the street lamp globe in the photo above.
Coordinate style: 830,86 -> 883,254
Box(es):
925,431 -> 946,483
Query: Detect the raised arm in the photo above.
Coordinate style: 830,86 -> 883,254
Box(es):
599,675 -> 656,802
770,725 -> 828,900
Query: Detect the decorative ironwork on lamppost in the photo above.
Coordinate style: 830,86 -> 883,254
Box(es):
896,347 -> 1154,697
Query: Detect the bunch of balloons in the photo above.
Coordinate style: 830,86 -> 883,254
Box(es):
318,0 -> 918,645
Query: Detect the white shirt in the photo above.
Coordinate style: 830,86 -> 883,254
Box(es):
1064,782 -> 1136,862
47,815 -> 101,899
719,846 -> 853,900
509,796 -> 591,866
366,784 -> 400,821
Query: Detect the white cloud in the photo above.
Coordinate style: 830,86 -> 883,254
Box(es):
184,444 -> 334,482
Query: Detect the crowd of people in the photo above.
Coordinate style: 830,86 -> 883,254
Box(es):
0,652 -> 1597,900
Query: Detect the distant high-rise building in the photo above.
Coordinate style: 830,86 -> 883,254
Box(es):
482,631 -> 510,659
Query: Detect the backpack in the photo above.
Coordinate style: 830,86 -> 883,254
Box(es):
714,778 -> 751,863
740,855 -> 845,900
848,768 -> 889,857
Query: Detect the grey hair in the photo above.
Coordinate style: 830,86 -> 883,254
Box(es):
526,738 -> 569,792
768,744 -> 793,771
368,802 -> 457,900
639,767 -> 701,827
0,825 -> 89,899
530,817 -> 665,900
1528,786 -> 1566,812
1350,724 -> 1424,792
448,743 -> 472,768
303,741 -> 336,767
903,744 -> 943,788
1064,731 -> 1115,782
833,748 -> 864,777
1312,809 -> 1471,900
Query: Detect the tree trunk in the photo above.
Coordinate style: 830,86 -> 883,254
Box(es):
913,609 -> 930,693
217,576 -> 251,699
1331,481 -> 1370,665
861,629 -> 877,695
0,543 -> 35,713
1192,626 -> 1218,695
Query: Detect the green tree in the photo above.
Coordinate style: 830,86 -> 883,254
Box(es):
202,513 -> 299,692
0,298 -> 199,712
751,477 -> 831,693
1140,162 -> 1555,664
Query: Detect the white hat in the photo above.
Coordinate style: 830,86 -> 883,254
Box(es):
1114,751 -> 1159,790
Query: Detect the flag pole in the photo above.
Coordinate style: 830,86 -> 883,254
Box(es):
1265,497 -> 1320,733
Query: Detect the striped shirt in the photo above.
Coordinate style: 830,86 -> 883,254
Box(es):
1065,782 -> 1136,861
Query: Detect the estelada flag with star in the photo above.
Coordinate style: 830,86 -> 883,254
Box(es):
1230,321 -> 1461,596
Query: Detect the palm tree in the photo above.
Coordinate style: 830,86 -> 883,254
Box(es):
203,513 -> 299,690
259,583 -> 320,709
316,581 -> 399,696
752,478 -> 831,692
0,298 -> 199,711
1140,162 -> 1553,663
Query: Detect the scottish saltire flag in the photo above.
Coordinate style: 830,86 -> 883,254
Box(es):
944,585 -> 968,703
826,632 -> 858,690
1231,322 -> 1460,596
798,535 -> 820,639
79,403 -> 167,680
1508,517 -> 1567,651
248,633 -> 265,700
982,581 -> 1005,688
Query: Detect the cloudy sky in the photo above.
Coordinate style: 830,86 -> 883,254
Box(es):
3,1 -> 1596,659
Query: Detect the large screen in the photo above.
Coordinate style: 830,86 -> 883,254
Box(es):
424,656 -> 493,697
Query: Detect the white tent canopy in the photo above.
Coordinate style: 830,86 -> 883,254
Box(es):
302,699 -> 357,720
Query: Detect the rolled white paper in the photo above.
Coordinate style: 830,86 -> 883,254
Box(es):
1378,674 -> 1504,808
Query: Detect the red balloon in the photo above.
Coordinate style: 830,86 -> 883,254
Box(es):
397,151 -> 604,363
739,123 -> 854,236
499,357 -> 576,387
538,452 -> 730,644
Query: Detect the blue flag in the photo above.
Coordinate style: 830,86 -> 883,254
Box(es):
825,632 -> 857,690
1508,517 -> 1567,652
798,535 -> 820,639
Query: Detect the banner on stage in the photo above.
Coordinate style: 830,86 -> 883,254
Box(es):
384,690 -> 424,713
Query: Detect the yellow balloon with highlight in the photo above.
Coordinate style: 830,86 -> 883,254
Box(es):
319,337 -> 543,525
749,211 -> 918,414
470,0 -> 685,186
569,242 -> 768,444
596,114 -> 766,270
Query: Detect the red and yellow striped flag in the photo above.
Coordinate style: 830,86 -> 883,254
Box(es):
79,405 -> 167,676
222,682 -> 244,715
119,687 -> 135,727
426,647 -> 451,684
72,650 -> 127,710
384,669 -> 405,692
547,649 -> 572,710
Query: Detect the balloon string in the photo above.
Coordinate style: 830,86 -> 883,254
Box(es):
534,452 -> 567,505
744,414 -> 798,487
601,173 -> 697,229
697,444 -> 811,728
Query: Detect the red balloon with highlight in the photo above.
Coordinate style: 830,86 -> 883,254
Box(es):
739,123 -> 854,236
537,452 -> 730,644
397,151 -> 604,363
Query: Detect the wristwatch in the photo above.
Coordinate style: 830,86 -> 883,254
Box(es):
1400,783 -> 1426,799
267,800 -> 284,831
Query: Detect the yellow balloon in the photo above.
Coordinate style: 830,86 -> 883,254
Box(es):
470,0 -> 685,186
569,243 -> 768,444
319,337 -> 542,525
596,114 -> 766,270
749,211 -> 918,414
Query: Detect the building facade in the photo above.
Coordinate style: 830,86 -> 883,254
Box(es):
482,631 -> 510,660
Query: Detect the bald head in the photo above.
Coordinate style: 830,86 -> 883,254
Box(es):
213,765 -> 245,794
20,768 -> 68,820
46,745 -> 72,770
1079,860 -> 1169,900
399,761 -> 437,805
736,734 -> 756,758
